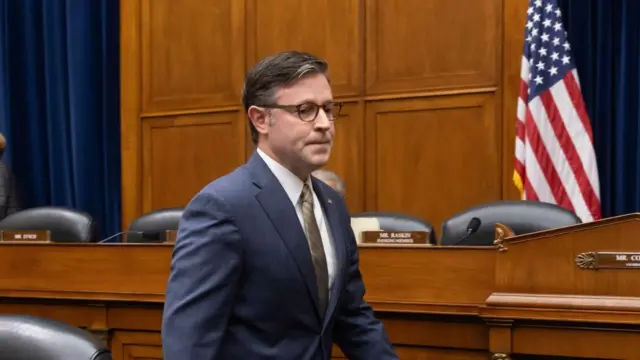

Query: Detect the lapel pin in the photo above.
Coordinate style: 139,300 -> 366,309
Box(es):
328,199 -> 333,204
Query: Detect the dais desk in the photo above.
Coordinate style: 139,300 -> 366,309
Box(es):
1,214 -> 640,359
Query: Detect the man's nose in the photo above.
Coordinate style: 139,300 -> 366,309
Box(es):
313,109 -> 332,130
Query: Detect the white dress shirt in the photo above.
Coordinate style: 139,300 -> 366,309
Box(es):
257,149 -> 337,295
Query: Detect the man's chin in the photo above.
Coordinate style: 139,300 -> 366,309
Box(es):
305,152 -> 331,167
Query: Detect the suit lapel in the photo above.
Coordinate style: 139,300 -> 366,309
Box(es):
249,154 -> 323,320
312,179 -> 348,328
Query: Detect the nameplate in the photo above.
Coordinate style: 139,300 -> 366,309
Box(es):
1,230 -> 51,242
362,231 -> 429,244
576,252 -> 640,269
166,230 -> 178,243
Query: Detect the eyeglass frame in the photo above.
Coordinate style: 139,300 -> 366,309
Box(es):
257,101 -> 344,122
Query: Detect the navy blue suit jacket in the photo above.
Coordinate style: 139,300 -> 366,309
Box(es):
162,153 -> 398,360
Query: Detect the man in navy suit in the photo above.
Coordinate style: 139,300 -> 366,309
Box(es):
162,51 -> 398,360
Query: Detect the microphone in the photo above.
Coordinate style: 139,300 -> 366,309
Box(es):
452,217 -> 482,245
98,231 -> 143,243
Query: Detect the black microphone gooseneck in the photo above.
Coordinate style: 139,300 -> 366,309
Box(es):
98,231 -> 143,244
452,217 -> 482,245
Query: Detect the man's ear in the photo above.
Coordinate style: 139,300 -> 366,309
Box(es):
248,106 -> 270,136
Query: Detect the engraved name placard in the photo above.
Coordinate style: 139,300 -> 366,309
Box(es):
1,230 -> 51,242
362,231 -> 429,245
576,252 -> 640,269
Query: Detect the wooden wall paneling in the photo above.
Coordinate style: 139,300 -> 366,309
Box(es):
141,111 -> 246,213
394,348 -> 489,360
324,102 -> 365,212
111,331 -> 163,360
245,0 -> 361,97
501,0 -> 530,200
512,326 -> 640,360
123,0 -> 523,237
361,0 -> 504,234
365,0 -> 501,96
121,0 -> 247,228
140,0 -> 245,113
120,0 -> 142,229
364,93 -> 501,232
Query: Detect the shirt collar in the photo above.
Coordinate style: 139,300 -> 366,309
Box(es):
257,148 -> 313,205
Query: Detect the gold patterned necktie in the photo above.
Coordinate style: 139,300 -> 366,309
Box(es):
300,183 -> 329,316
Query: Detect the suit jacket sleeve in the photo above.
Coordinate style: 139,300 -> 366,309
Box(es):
333,219 -> 399,359
162,189 -> 242,360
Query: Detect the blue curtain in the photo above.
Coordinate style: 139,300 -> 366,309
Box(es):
0,0 -> 121,238
558,0 -> 640,218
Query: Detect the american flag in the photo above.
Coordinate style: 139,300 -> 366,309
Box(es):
513,0 -> 601,222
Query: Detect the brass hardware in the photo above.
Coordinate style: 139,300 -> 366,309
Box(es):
575,252 -> 596,269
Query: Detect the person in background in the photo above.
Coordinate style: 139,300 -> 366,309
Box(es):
0,133 -> 21,220
162,51 -> 398,360
312,169 -> 346,199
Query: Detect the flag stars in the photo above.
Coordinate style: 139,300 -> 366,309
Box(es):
522,2 -> 581,123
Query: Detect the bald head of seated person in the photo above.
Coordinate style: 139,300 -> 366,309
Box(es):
312,169 -> 345,199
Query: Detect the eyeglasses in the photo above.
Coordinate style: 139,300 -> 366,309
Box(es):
260,101 -> 343,122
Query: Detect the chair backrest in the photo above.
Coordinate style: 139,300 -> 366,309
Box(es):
439,200 -> 582,246
127,207 -> 183,242
351,211 -> 436,244
0,314 -> 111,360
0,206 -> 96,242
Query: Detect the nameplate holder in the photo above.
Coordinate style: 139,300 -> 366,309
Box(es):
166,230 -> 178,243
362,231 -> 429,245
576,252 -> 640,270
1,230 -> 51,242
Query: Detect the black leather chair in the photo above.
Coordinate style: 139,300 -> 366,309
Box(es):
0,206 -> 96,242
0,314 -> 111,360
439,200 -> 582,246
351,211 -> 436,244
127,207 -> 183,243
